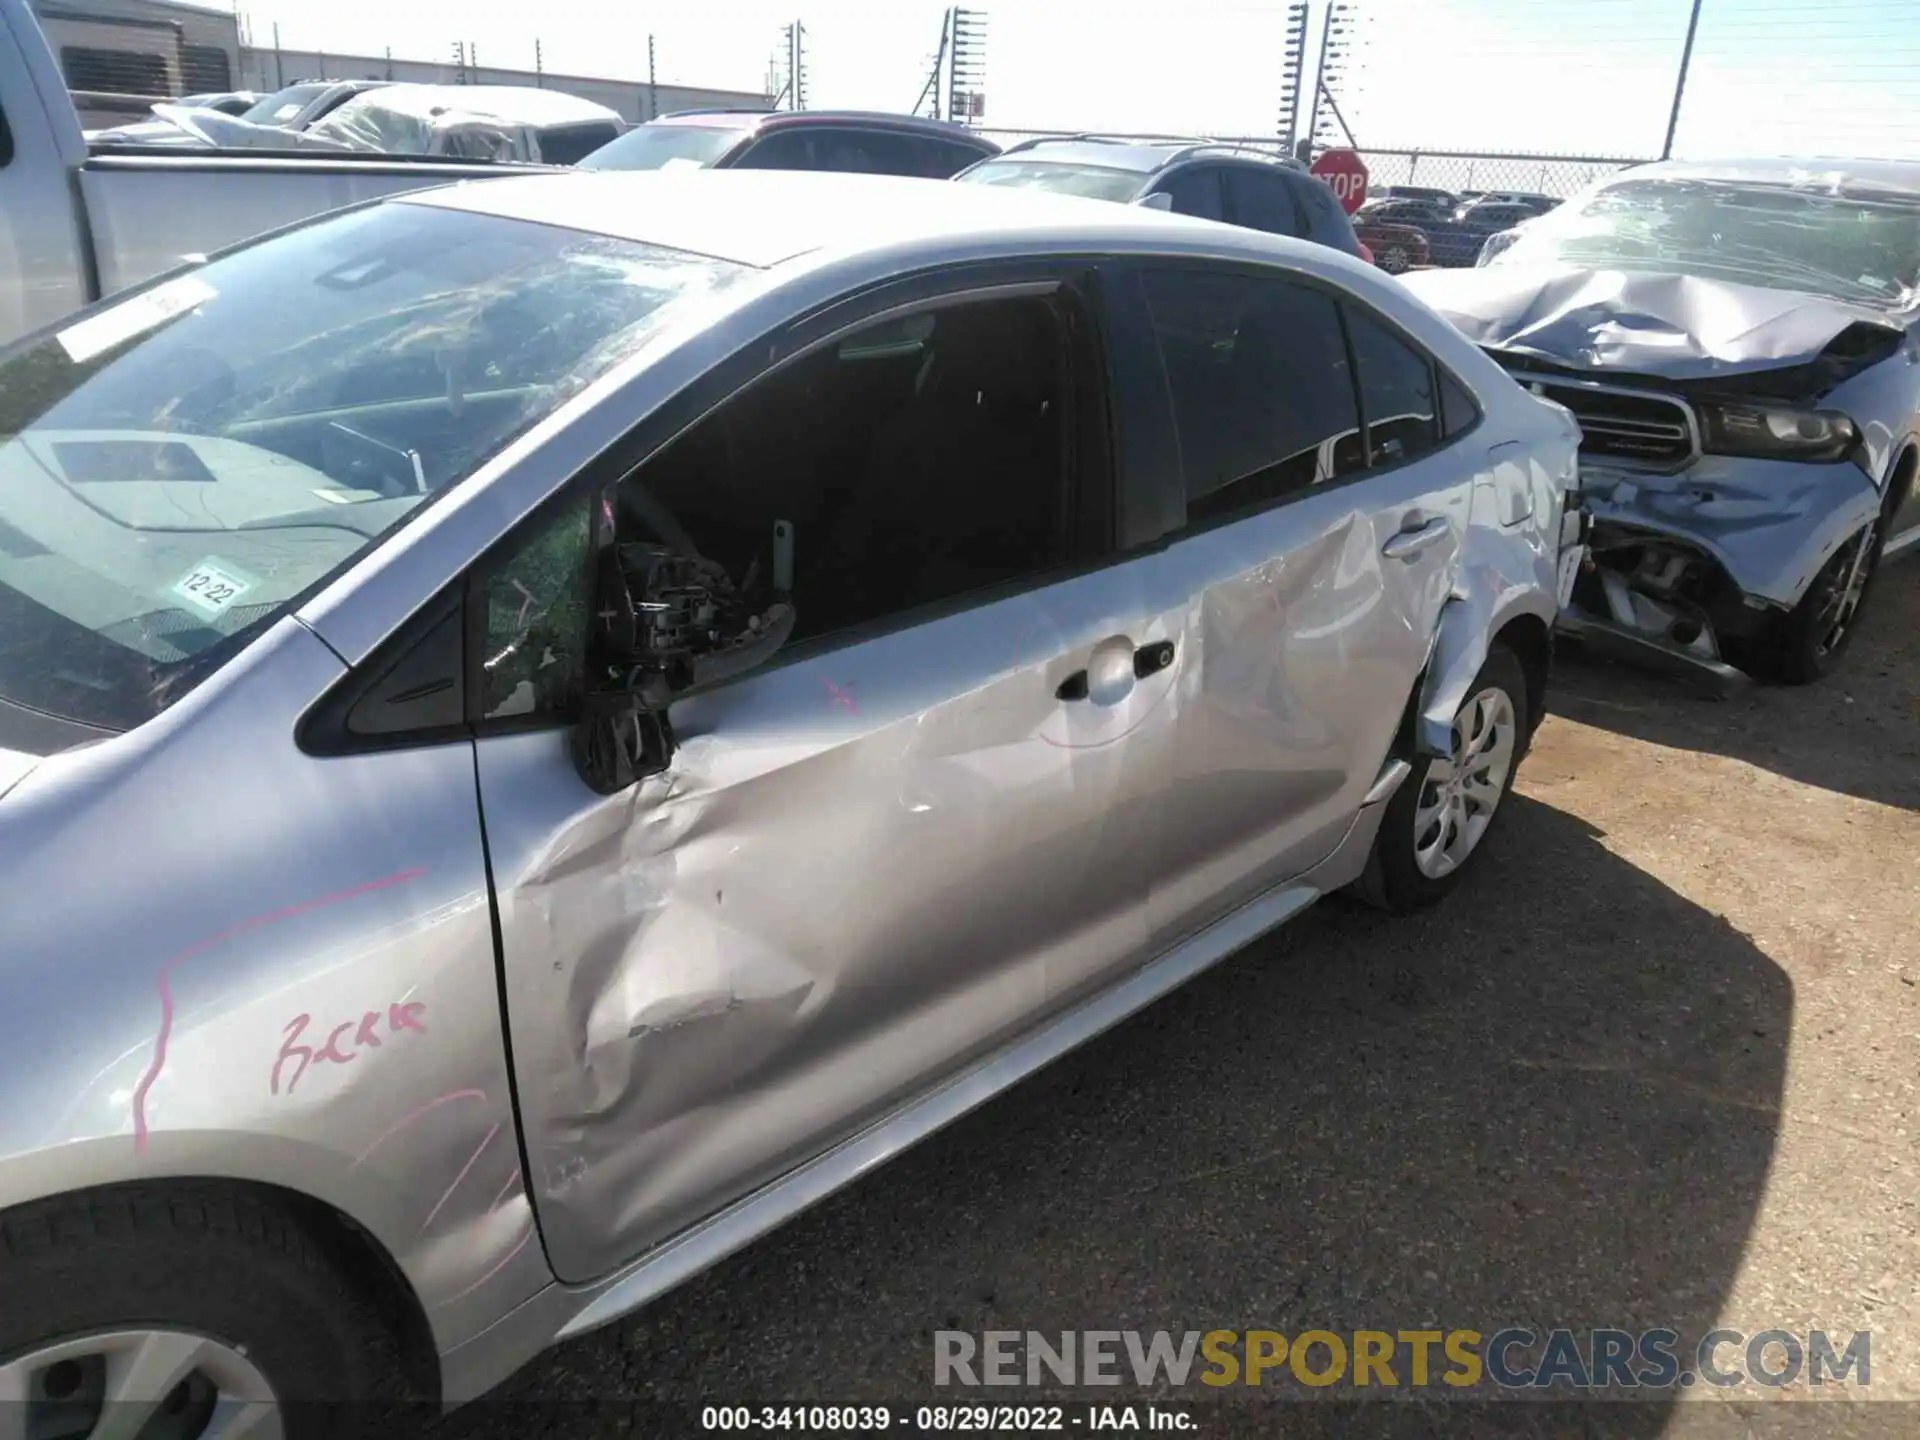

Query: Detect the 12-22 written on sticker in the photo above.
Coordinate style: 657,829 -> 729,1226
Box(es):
170,557 -> 256,619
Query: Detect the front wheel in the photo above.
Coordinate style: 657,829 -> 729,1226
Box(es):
1771,516 -> 1883,685
1353,645 -> 1529,913
0,1183 -> 412,1439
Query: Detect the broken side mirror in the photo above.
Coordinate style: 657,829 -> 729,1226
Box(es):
570,688 -> 675,796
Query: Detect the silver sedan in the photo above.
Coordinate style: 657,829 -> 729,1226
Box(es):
0,170 -> 1583,1432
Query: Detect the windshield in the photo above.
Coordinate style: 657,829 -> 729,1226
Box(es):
578,122 -> 749,171
953,159 -> 1146,204
0,202 -> 743,732
238,84 -> 331,127
1490,177 -> 1920,307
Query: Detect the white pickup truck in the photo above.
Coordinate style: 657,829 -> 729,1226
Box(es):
0,0 -> 543,349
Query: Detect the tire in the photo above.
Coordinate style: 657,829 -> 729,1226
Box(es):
0,1182 -> 412,1439
1378,244 -> 1412,274
1353,645 -> 1530,914
1768,515 -> 1885,685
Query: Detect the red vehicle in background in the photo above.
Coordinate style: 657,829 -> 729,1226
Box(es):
1353,209 -> 1431,273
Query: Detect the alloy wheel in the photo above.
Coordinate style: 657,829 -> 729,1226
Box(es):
0,1329 -> 281,1440
1413,685 -> 1517,880
1812,519 -> 1879,659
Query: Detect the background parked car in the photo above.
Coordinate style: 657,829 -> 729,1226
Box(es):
88,79 -> 391,149
0,167 -> 1580,1423
579,108 -> 997,177
1354,200 -> 1438,272
1405,156 -> 1920,685
952,137 -> 1369,260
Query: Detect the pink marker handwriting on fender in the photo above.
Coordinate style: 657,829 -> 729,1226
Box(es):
823,678 -> 858,715
273,1002 -> 429,1097
132,868 -> 424,1153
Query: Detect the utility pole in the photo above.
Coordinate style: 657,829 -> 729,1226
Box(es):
1277,0 -> 1308,153
946,7 -> 986,125
534,38 -> 544,87
272,21 -> 283,88
1662,0 -> 1705,160
648,35 -> 658,121
782,21 -> 808,111
914,9 -> 953,120
1303,1 -> 1358,156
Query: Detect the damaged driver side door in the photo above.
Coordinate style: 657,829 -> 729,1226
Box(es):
469,269 -> 1181,1284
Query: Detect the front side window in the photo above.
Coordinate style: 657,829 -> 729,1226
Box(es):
1345,308 -> 1440,466
1491,176 -> 1920,306
0,201 -> 744,731
1142,268 -> 1362,525
475,290 -> 1091,721
577,122 -> 749,171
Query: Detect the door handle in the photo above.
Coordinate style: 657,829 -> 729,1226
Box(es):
1057,639 -> 1176,702
1382,517 -> 1450,561
1133,639 -> 1176,677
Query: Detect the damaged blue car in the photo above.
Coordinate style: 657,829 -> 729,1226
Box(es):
1407,158 -> 1920,686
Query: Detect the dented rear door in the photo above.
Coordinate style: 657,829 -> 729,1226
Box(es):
1125,262 -> 1473,943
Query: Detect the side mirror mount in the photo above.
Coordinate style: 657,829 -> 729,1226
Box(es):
570,689 -> 675,796
1136,190 -> 1174,212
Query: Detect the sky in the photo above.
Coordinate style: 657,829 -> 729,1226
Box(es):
234,0 -> 1920,162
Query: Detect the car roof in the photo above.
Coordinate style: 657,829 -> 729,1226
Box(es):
403,168 -> 1250,268
1608,156 -> 1920,199
651,108 -> 995,147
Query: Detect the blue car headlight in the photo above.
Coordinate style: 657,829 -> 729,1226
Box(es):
1697,401 -> 1859,463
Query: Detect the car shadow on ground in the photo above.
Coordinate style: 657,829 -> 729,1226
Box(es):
438,792 -> 1792,1437
1551,562 -> 1919,812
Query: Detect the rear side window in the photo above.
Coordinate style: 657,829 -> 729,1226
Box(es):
1224,169 -> 1303,237
1344,307 -> 1440,466
1141,268 -> 1362,525
1292,176 -> 1360,251
1441,372 -> 1480,437
1159,167 -> 1225,222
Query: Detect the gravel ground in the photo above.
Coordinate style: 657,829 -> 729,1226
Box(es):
436,561 -> 1920,1440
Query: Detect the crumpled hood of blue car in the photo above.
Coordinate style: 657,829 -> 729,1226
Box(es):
1402,263 -> 1907,380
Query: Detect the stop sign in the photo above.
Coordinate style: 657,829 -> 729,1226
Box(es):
1310,148 -> 1370,215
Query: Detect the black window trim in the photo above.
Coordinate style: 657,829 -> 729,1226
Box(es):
1124,255 -> 1484,541
299,256 -> 1130,756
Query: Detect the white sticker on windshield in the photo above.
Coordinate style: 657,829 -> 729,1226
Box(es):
57,275 -> 217,365
311,486 -> 386,505
169,557 -> 256,619
274,103 -> 302,120
660,156 -> 705,172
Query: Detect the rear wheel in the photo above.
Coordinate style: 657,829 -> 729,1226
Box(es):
0,1183 -> 411,1439
1354,645 -> 1529,913
1378,243 -> 1413,274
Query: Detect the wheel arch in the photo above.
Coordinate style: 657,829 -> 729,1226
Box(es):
0,1174 -> 442,1401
